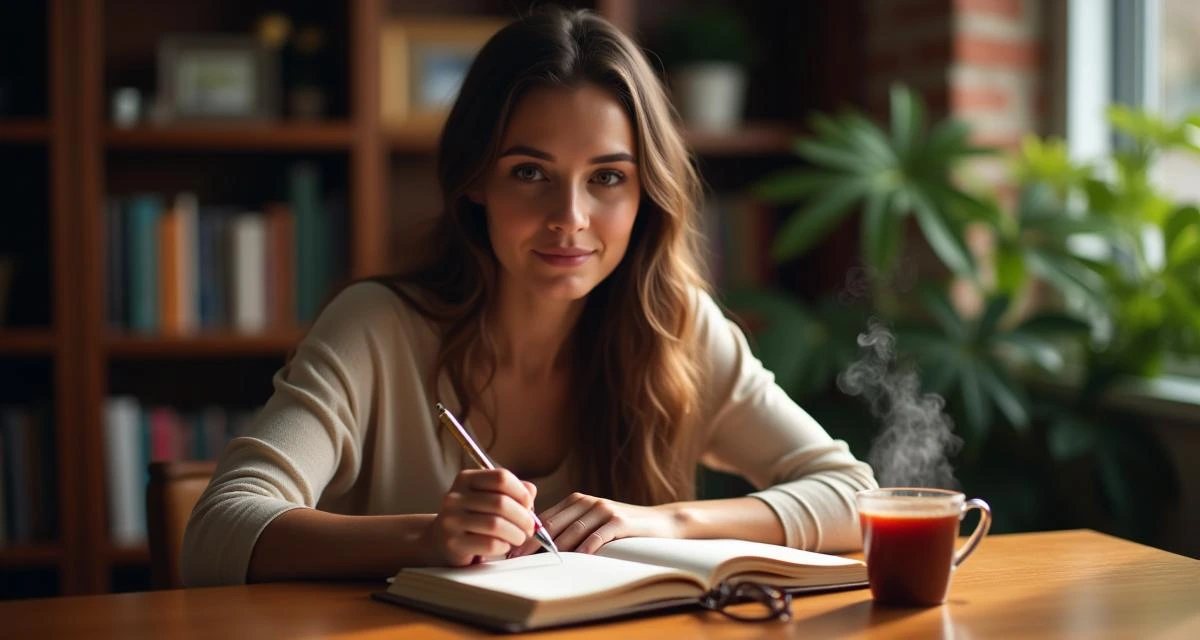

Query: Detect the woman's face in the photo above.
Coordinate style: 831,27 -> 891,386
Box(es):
474,82 -> 641,302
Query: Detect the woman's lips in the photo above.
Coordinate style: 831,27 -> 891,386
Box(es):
533,249 -> 594,267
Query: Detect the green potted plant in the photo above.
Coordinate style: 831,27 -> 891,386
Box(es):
736,85 -> 1196,539
658,4 -> 755,132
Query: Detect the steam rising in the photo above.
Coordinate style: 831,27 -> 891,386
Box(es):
838,319 -> 961,489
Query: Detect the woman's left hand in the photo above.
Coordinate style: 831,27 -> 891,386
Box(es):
509,492 -> 682,557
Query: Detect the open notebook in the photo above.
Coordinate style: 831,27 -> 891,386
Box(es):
372,537 -> 867,632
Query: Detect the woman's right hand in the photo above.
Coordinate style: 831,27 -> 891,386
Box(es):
420,468 -> 537,566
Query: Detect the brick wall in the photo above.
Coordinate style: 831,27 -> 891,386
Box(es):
866,0 -> 1044,175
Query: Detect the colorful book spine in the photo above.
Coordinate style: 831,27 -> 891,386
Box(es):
126,194 -> 163,332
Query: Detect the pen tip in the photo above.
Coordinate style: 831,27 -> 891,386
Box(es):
435,401 -> 445,412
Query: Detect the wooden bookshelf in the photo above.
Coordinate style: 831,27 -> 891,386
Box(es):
0,120 -> 50,142
106,124 -> 355,151
106,332 -> 303,357
387,126 -> 442,153
0,329 -> 57,355
0,545 -> 63,569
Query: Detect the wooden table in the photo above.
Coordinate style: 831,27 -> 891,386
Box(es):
2,530 -> 1197,639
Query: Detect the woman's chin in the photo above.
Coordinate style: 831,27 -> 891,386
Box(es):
528,275 -> 599,302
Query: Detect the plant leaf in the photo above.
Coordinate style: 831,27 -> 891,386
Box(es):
912,189 -> 977,278
917,285 -> 967,341
794,138 -> 876,173
770,181 -> 867,261
958,359 -> 991,440
753,169 -> 839,203
977,359 -> 1030,429
995,243 -> 1028,296
976,295 -> 1011,341
1017,182 -> 1058,224
924,119 -> 970,159
890,84 -> 923,159
1025,249 -> 1107,310
862,189 -> 901,276
808,112 -> 854,147
995,331 -> 1065,372
1165,205 -> 1200,252
1015,312 -> 1092,336
842,113 -> 899,166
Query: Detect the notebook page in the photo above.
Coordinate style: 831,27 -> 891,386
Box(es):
597,538 -> 861,586
396,551 -> 701,602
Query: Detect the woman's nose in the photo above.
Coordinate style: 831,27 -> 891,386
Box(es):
546,184 -> 589,233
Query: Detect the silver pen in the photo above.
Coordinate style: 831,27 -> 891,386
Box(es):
434,402 -> 562,561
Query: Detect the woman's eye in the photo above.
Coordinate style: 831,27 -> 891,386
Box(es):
593,170 -> 624,187
512,165 -> 545,182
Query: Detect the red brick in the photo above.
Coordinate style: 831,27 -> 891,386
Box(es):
951,86 -> 1012,111
968,131 -> 1023,151
954,36 -> 1040,68
953,0 -> 1024,19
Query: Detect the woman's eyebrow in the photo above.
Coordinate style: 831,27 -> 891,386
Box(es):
498,145 -> 636,164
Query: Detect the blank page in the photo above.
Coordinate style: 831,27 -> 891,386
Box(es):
597,538 -> 862,585
396,551 -> 699,602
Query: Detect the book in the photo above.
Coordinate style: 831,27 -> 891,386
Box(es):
373,537 -> 866,632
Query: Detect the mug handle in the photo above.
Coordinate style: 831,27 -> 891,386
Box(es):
952,498 -> 992,568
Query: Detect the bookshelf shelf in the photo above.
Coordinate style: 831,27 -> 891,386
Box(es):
0,120 -> 50,143
105,124 -> 355,151
0,329 -> 57,355
0,544 -> 62,569
387,125 -> 442,153
107,544 -> 149,566
684,122 -> 800,156
106,332 -> 303,357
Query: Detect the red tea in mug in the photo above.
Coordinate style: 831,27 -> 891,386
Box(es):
860,511 -> 959,605
856,488 -> 992,607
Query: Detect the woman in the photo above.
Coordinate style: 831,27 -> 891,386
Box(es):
182,7 -> 876,587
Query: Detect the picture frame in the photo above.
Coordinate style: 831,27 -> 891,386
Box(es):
158,35 -> 279,122
380,18 -> 507,129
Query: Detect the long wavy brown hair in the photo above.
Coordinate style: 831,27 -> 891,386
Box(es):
384,7 -> 709,505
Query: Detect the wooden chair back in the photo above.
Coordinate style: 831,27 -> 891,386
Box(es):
146,460 -> 216,589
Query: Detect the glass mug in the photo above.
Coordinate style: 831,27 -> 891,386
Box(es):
856,488 -> 992,606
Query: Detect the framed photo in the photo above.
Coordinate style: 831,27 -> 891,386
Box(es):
158,35 -> 279,122
380,19 -> 507,129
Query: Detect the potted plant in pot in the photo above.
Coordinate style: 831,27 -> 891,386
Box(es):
658,4 -> 755,133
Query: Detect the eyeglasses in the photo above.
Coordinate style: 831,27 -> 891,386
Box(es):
699,581 -> 793,622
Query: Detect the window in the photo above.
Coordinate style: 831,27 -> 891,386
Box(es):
1158,0 -> 1200,202
1067,0 -> 1199,378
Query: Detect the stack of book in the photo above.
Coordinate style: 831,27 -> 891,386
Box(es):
104,162 -> 343,335
102,397 -> 257,546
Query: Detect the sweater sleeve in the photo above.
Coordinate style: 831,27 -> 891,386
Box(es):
695,291 -> 878,553
181,283 -> 402,586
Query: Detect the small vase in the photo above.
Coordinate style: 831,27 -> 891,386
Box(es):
672,62 -> 747,133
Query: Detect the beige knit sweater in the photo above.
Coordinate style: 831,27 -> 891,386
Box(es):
181,283 -> 877,586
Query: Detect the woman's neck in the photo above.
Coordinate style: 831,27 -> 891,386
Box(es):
488,280 -> 585,381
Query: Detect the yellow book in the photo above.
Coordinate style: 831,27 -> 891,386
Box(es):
373,537 -> 866,632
